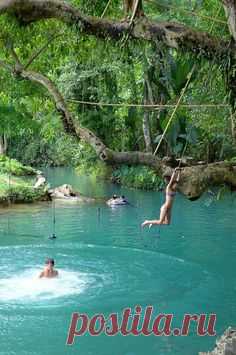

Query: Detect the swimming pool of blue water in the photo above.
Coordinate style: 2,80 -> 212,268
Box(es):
0,167 -> 235,355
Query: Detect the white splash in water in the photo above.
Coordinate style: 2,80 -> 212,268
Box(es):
0,269 -> 88,302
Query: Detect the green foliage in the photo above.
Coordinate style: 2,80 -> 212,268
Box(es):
0,170 -> 46,204
2,185 -> 44,203
0,103 -> 37,135
0,155 -> 37,176
170,57 -> 197,95
154,112 -> 199,155
228,156 -> 236,163
111,165 -> 163,190
0,0 -> 235,189
11,133 -> 83,167
76,160 -> 112,180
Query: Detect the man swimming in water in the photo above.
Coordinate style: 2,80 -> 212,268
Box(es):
39,258 -> 58,278
142,167 -> 181,227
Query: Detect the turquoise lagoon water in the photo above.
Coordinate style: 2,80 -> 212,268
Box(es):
0,167 -> 236,355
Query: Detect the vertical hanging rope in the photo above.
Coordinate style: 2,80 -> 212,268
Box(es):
49,199 -> 57,239
7,161 -> 10,234
97,207 -> 101,224
7,135 -> 11,234
53,199 -> 56,234
129,0 -> 141,26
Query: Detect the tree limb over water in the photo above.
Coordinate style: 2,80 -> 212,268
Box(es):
1,1 -> 236,199
0,0 -> 232,61
1,49 -> 236,200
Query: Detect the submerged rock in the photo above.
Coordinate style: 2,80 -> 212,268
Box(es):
199,327 -> 236,355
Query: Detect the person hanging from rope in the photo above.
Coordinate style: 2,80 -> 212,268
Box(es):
142,167 -> 182,228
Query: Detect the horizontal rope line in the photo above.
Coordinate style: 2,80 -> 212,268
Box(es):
67,98 -> 230,109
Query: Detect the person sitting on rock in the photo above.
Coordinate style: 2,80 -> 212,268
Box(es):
39,258 -> 58,278
142,168 -> 181,227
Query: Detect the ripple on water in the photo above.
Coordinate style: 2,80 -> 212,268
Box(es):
0,242 -> 223,314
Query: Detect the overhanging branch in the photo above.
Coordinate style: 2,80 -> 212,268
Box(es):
1,39 -> 236,200
0,0 -> 232,60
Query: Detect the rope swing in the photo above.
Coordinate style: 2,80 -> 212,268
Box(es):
49,199 -> 57,240
153,4 -> 222,159
101,0 -> 113,18
153,65 -> 196,156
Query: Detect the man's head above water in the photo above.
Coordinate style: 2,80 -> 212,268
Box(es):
45,258 -> 55,266
39,258 -> 58,278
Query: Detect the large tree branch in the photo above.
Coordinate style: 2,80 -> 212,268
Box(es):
20,69 -> 111,159
19,69 -> 165,167
0,55 -> 107,157
21,69 -> 77,135
0,0 -> 232,60
1,44 -> 236,200
0,48 -> 162,167
221,1 -> 236,114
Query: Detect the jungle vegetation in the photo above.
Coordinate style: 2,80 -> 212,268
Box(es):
0,0 -> 236,197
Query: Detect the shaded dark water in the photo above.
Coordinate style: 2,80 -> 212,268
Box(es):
0,167 -> 235,355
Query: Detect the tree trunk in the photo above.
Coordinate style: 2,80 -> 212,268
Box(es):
223,0 -> 236,125
0,134 -> 7,155
230,110 -> 236,143
143,78 -> 152,152
223,0 -> 236,41
225,53 -> 236,137
123,0 -> 144,19
142,110 -> 152,152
